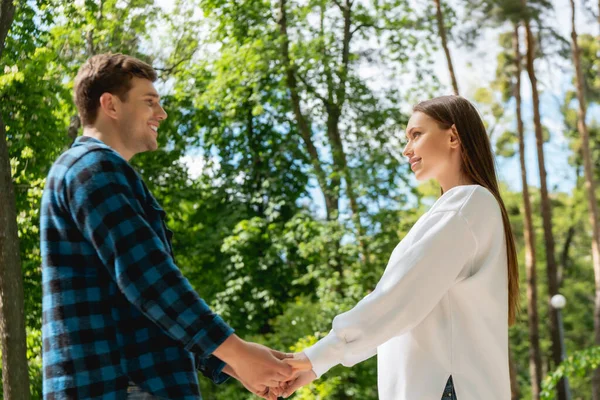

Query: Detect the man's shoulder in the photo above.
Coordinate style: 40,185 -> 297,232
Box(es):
59,143 -> 121,169
49,142 -> 134,182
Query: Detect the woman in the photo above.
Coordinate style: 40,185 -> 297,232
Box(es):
282,95 -> 519,400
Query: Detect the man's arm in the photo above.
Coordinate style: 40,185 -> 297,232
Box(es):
65,150 -> 292,389
65,150 -> 233,357
195,354 -> 229,384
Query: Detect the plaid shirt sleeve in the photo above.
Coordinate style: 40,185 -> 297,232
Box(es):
195,354 -> 230,384
63,149 -> 234,361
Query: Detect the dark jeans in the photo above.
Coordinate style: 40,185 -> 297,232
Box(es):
126,382 -> 163,400
441,375 -> 458,399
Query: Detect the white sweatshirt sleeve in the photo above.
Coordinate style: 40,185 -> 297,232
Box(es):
305,209 -> 477,378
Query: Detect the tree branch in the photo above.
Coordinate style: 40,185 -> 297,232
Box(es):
296,71 -> 330,108
154,53 -> 196,76
334,0 -> 352,108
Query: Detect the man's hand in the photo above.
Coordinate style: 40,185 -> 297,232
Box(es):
213,335 -> 293,396
223,364 -> 282,400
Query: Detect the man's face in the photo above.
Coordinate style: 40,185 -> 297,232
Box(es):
117,77 -> 167,156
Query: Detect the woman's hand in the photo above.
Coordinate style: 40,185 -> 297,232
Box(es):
281,352 -> 317,397
284,352 -> 313,371
281,370 -> 317,398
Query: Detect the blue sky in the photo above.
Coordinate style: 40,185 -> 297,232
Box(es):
435,0 -> 599,194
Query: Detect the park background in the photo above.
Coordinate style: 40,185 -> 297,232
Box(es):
1,0 -> 600,399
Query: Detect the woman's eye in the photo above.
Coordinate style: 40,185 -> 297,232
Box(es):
412,131 -> 421,137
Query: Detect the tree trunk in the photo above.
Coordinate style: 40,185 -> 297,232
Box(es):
569,1 -> 600,398
325,0 -> 369,263
520,2 -> 565,399
513,22 -> 542,400
277,0 -> 337,220
279,0 -> 369,264
510,347 -> 521,400
0,1 -> 32,399
434,0 -> 459,95
0,0 -> 14,60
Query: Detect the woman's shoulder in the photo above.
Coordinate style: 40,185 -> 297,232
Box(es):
432,185 -> 500,220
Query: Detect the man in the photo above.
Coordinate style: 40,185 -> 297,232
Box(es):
41,53 -> 291,399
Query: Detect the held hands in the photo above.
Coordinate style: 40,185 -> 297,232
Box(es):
213,335 -> 293,399
223,363 -> 284,400
233,349 -> 318,399
280,352 -> 318,398
214,336 -> 319,399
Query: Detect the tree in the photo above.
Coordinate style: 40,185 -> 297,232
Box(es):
276,0 -> 371,263
0,0 -> 31,398
434,0 -> 459,94
460,1 -> 545,396
513,22 -> 543,399
496,21 -> 544,399
520,1 -> 566,398
568,0 -> 600,398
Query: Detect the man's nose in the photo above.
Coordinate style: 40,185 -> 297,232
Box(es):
157,105 -> 167,121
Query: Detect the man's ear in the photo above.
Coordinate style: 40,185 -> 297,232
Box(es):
449,124 -> 461,149
98,92 -> 119,121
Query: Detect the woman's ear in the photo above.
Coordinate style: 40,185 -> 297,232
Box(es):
449,124 -> 461,149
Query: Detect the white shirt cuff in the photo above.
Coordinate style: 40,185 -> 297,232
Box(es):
304,331 -> 345,378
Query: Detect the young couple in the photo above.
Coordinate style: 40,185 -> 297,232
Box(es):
41,53 -> 517,400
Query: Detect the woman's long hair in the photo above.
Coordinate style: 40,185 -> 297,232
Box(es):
413,95 -> 519,326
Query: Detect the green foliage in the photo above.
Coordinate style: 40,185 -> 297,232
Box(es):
574,34 -> 600,105
541,347 -> 600,400
2,0 -> 600,399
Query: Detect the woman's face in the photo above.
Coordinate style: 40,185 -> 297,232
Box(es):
402,111 -> 460,183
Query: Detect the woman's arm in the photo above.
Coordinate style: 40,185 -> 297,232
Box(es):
305,210 -> 477,378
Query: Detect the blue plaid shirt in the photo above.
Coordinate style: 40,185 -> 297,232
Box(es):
41,136 -> 234,399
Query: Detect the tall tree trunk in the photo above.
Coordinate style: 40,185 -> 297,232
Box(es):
277,0 -> 346,289
0,3 -> 31,399
513,22 -> 542,400
327,108 -> 368,258
509,347 -> 521,400
325,0 -> 369,263
277,0 -> 338,220
520,2 -> 566,399
245,92 -> 266,216
434,0 -> 459,95
570,1 -> 600,398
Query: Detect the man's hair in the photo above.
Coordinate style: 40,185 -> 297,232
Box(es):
74,53 -> 157,126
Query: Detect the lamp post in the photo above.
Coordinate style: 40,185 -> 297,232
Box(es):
551,294 -> 572,400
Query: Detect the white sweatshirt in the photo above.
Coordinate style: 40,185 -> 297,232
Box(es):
305,184 -> 510,400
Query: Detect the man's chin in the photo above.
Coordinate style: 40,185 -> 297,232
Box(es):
146,140 -> 159,152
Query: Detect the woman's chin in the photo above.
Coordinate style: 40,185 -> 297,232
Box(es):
413,171 -> 426,181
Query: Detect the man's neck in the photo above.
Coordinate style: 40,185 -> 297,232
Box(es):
82,126 -> 133,161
